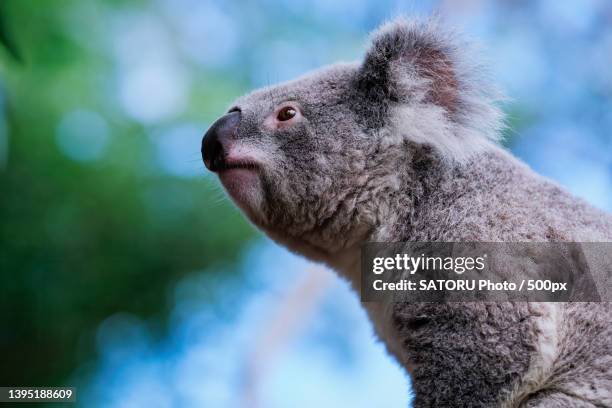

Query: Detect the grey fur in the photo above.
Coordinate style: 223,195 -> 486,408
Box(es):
207,18 -> 612,407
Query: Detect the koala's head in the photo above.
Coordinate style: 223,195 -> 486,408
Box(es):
202,18 -> 503,258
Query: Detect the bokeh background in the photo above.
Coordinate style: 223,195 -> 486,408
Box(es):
0,0 -> 611,407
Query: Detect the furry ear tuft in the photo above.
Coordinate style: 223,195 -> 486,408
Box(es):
358,18 -> 459,113
355,18 -> 505,149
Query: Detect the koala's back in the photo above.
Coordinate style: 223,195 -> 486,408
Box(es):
398,146 -> 612,244
385,147 -> 612,407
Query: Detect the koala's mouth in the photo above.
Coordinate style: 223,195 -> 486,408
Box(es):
215,160 -> 259,172
216,158 -> 261,192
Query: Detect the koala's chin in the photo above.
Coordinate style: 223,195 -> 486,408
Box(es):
219,168 -> 265,224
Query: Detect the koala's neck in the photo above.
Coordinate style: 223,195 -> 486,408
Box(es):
327,143 -> 524,290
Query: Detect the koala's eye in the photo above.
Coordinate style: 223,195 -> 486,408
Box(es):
277,106 -> 297,121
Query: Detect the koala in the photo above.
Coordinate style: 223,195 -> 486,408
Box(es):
202,18 -> 612,407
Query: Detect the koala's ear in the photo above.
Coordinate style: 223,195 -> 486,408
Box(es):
356,19 -> 459,119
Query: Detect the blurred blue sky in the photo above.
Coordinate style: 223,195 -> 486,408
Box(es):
68,1 -> 611,407
82,242 -> 410,407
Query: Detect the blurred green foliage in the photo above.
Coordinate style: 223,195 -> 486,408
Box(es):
0,0 -> 255,387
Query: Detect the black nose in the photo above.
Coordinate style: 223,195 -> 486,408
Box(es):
202,110 -> 241,172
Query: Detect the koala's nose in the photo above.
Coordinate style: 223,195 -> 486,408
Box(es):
202,110 -> 241,172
